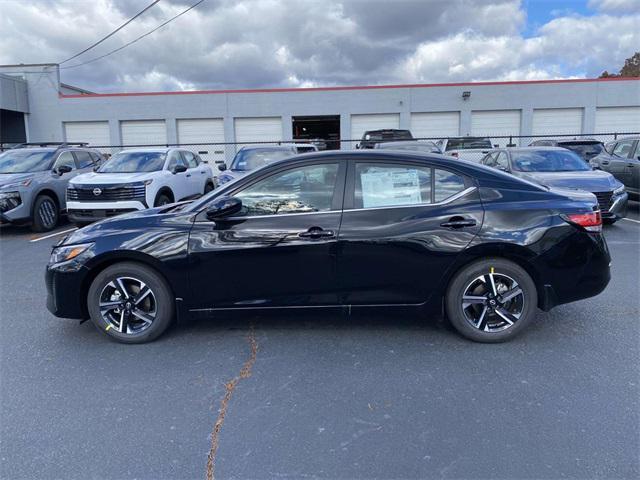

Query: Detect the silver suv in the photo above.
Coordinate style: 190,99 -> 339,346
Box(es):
0,143 -> 105,231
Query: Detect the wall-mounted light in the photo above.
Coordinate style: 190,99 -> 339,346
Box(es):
462,91 -> 471,100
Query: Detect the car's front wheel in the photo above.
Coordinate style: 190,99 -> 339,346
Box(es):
87,262 -> 175,344
445,258 -> 537,343
31,194 -> 59,232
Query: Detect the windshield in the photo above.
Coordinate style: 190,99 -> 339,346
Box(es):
0,150 -> 54,173
230,148 -> 293,172
446,138 -> 493,150
559,143 -> 604,159
364,130 -> 413,141
511,150 -> 591,172
98,151 -> 166,173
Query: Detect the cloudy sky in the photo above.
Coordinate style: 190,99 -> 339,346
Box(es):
0,0 -> 638,93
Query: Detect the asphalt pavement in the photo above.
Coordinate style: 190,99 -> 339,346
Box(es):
1,203 -> 639,479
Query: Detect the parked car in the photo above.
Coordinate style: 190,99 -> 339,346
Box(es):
435,137 -> 495,161
480,147 -> 628,223
590,135 -> 640,200
529,138 -> 605,162
66,148 -> 214,224
373,140 -> 441,153
47,150 -> 610,344
216,143 -> 317,185
0,142 -> 105,231
357,129 -> 413,149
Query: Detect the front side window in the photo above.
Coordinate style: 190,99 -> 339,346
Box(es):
495,152 -> 510,170
182,151 -> 198,168
481,153 -> 497,167
166,151 -> 187,171
355,163 -> 432,208
99,151 -> 166,173
233,163 -> 339,216
612,141 -> 633,158
53,152 -> 76,170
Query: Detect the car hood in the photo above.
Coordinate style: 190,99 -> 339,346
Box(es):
515,170 -> 619,192
70,171 -> 156,185
0,172 -> 38,187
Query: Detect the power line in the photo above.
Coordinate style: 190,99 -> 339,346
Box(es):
61,0 -> 207,70
59,0 -> 161,64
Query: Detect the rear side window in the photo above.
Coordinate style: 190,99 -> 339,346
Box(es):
434,169 -> 466,202
612,140 -> 634,158
74,151 -> 94,168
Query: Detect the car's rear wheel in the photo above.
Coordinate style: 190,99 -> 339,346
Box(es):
87,262 -> 174,344
445,258 -> 537,343
154,192 -> 172,207
31,194 -> 59,232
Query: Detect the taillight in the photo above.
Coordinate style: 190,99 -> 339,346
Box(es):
450,152 -> 459,157
562,211 -> 602,233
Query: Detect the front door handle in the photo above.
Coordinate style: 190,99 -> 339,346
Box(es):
627,163 -> 635,167
440,217 -> 477,229
601,160 -> 610,165
298,227 -> 335,239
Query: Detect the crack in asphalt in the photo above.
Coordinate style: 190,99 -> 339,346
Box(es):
206,325 -> 258,480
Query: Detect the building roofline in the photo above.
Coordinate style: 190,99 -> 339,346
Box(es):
57,76 -> 640,99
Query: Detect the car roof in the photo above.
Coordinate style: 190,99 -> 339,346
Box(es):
492,146 -> 568,153
238,144 -> 297,150
375,140 -> 436,148
118,147 -> 173,154
614,135 -> 640,141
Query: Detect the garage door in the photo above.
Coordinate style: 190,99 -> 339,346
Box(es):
64,121 -> 110,152
234,117 -> 282,152
120,120 -> 167,147
410,112 -> 460,139
532,108 -> 583,138
471,110 -> 521,147
595,107 -> 640,134
177,118 -> 225,164
350,113 -> 400,148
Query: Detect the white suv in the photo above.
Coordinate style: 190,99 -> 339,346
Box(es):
67,148 -> 214,224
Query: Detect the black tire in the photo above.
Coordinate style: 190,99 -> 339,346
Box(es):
154,191 -> 172,207
445,258 -> 537,343
204,182 -> 214,194
31,194 -> 59,232
603,218 -> 616,225
87,262 -> 175,344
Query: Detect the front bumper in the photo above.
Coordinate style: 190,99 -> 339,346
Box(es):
0,191 -> 31,224
45,265 -> 89,319
67,200 -> 145,223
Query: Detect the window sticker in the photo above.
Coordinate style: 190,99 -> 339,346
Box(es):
361,169 -> 422,208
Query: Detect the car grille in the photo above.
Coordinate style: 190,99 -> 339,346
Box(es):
67,184 -> 145,202
70,209 -> 138,218
593,191 -> 613,213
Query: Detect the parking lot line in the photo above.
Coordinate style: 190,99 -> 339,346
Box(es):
622,218 -> 640,224
29,227 -> 78,243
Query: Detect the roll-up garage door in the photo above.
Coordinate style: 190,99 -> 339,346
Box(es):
532,108 -> 583,138
594,107 -> 640,134
350,113 -> 400,148
410,112 -> 460,139
177,118 -> 225,164
64,121 -> 110,152
234,117 -> 282,151
471,110 -> 521,147
120,120 -> 167,147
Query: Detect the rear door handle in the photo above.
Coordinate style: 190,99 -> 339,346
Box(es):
298,227 -> 335,239
440,217 -> 477,229
627,163 -> 636,167
601,160 -> 610,165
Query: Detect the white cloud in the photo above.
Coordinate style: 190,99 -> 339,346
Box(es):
588,0 -> 640,13
0,0 -> 637,92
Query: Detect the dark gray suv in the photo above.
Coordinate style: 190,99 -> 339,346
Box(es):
0,143 -> 105,231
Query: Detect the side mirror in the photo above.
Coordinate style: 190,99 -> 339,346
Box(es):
56,165 -> 72,175
217,163 -> 227,172
206,196 -> 242,220
171,164 -> 188,174
493,144 -> 499,148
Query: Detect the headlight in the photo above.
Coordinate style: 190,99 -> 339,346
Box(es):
49,243 -> 94,268
613,185 -> 626,196
0,178 -> 32,189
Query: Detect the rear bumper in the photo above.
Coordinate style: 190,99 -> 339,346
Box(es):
45,265 -> 89,319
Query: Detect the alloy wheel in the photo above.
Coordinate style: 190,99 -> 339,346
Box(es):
461,271 -> 525,332
38,199 -> 57,229
99,276 -> 157,334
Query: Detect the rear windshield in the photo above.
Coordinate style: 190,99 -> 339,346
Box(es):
559,143 -> 604,158
230,148 -> 294,172
364,130 -> 413,141
511,150 -> 591,172
0,150 -> 55,173
446,138 -> 493,150
379,143 -> 439,153
98,151 -> 166,173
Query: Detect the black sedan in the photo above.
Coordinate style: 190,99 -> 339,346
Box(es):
480,147 -> 628,223
46,151 -> 610,344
